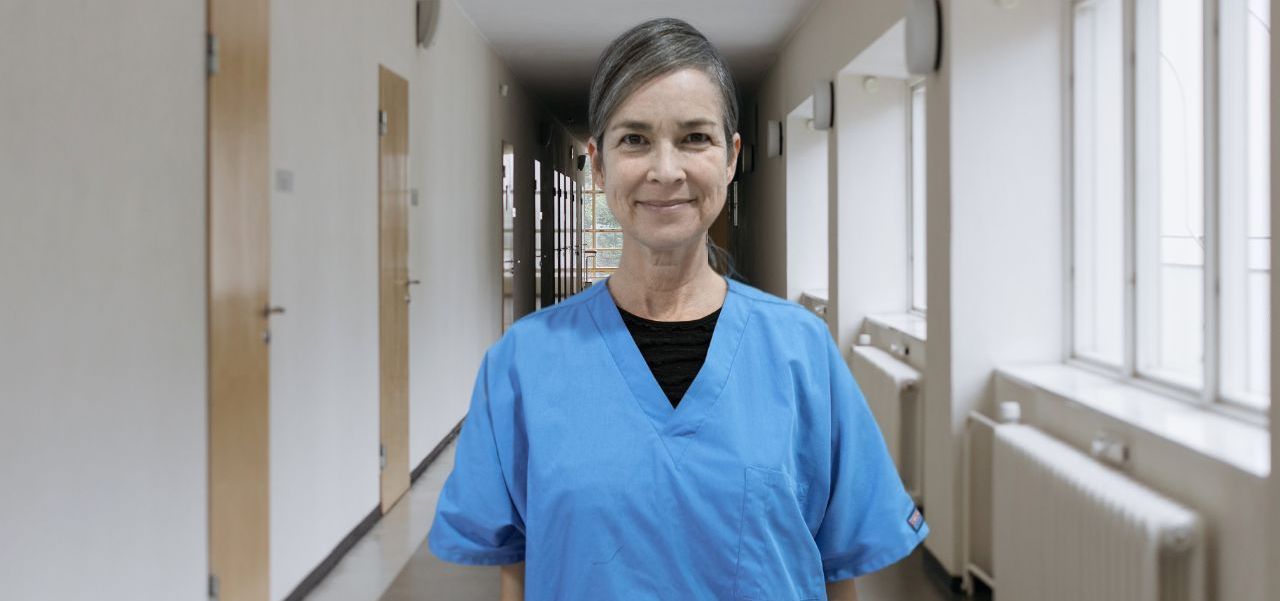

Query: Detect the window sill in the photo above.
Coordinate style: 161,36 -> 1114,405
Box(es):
865,312 -> 927,344
995,363 -> 1270,478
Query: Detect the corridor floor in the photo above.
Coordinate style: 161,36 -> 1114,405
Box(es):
306,438 -> 964,601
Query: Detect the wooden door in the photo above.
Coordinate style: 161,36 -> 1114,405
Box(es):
378,66 -> 411,513
207,0 -> 270,598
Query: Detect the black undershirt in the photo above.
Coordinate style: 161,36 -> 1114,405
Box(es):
617,305 -> 721,409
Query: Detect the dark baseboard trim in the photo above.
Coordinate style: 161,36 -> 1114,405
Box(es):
282,505 -> 381,601
411,418 -> 464,483
281,422 -> 464,601
921,546 -> 966,596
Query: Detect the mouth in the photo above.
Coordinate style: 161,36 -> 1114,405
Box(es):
636,199 -> 695,212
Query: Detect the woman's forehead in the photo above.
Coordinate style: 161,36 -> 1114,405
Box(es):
608,69 -> 725,129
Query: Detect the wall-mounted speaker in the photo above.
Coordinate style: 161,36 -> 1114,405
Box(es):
576,154 -> 587,171
905,0 -> 942,74
765,120 -> 783,158
416,0 -> 440,48
813,80 -> 834,130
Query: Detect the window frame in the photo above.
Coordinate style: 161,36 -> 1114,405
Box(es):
1065,0 -> 1270,419
907,78 -> 928,317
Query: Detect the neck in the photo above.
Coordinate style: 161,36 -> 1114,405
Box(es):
608,240 -> 726,321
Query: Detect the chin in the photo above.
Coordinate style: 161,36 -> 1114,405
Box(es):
631,228 -> 707,254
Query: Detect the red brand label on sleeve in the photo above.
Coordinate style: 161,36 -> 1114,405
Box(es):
907,507 -> 924,532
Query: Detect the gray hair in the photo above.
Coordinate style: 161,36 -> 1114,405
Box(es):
588,18 -> 739,163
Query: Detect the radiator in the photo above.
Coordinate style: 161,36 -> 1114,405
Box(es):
963,412 -> 998,589
849,345 -> 921,501
993,424 -> 1204,601
799,289 -> 828,318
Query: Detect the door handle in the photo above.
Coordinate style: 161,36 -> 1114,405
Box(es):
263,305 -> 286,318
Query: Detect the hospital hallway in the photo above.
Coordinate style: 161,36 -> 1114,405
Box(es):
3,0 -> 1280,600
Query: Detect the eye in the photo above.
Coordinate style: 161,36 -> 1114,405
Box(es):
684,132 -> 713,145
619,133 -> 646,147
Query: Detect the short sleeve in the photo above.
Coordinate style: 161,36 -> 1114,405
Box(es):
813,337 -> 927,581
427,353 -> 527,565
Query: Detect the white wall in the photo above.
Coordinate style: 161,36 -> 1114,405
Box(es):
919,0 -> 1068,574
268,0 -> 403,596
739,0 -> 903,296
0,0 -> 567,599
409,0 -> 559,464
0,1 -> 209,600
830,72 -> 909,351
1271,0 -> 1279,593
785,99 -> 830,302
268,0 -> 565,598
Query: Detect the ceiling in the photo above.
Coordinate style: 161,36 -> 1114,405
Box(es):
452,0 -> 821,138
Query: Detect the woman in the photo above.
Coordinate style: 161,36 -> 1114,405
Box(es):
429,18 -> 926,601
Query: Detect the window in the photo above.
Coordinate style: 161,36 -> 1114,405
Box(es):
581,167 -> 622,283
1220,0 -> 1271,409
1070,0 -> 1271,412
1072,0 -> 1125,365
909,83 -> 928,314
1136,0 -> 1206,389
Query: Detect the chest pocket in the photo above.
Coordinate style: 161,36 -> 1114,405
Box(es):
733,466 -> 825,601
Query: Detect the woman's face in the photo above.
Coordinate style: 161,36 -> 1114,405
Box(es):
589,68 -> 740,256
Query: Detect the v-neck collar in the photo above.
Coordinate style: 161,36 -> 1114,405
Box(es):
586,276 -> 751,465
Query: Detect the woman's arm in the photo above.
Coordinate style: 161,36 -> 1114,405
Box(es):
499,562 -> 525,601
826,578 -> 859,601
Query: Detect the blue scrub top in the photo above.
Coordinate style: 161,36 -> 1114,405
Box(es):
429,277 -> 927,600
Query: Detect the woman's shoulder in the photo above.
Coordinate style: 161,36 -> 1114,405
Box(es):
727,279 -> 828,334
485,281 -> 606,357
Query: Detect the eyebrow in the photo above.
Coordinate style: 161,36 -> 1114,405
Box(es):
608,118 -> 720,133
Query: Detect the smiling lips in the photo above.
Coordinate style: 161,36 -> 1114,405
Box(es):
637,199 -> 695,212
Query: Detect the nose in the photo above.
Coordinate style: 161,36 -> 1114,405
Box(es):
646,140 -> 685,185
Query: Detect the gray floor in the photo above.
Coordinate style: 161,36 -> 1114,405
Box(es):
308,437 -> 962,601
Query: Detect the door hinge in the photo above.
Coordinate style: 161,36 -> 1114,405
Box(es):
208,574 -> 220,600
379,443 -> 387,470
206,33 -> 219,76
378,110 -> 388,137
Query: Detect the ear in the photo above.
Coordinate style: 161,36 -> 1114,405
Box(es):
726,132 -> 742,182
587,137 -> 605,187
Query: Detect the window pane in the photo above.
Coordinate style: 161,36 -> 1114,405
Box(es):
594,194 -> 620,229
1220,0 -> 1271,409
596,231 -> 624,249
910,84 -> 928,313
596,249 -> 622,268
1137,0 -> 1205,388
1072,0 -> 1125,365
